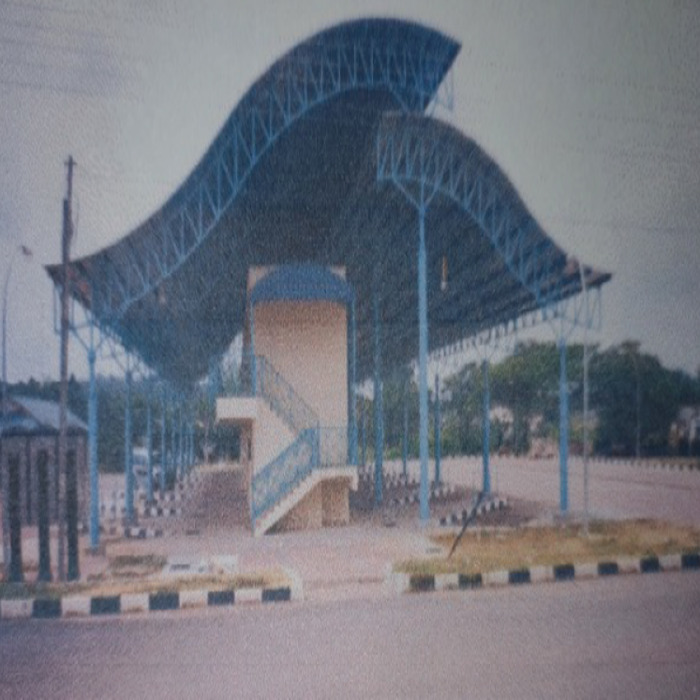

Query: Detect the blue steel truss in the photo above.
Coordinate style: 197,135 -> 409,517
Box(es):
376,113 -> 610,326
47,19 -> 459,387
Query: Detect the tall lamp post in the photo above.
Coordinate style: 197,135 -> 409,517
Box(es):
2,245 -> 33,414
578,260 -> 590,536
1,244 -> 33,579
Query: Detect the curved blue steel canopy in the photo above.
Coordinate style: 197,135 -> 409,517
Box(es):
251,264 -> 353,307
45,17 -> 608,390
47,17 -> 459,386
374,112 -> 611,354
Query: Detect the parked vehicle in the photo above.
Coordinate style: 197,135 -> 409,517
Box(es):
132,447 -> 161,489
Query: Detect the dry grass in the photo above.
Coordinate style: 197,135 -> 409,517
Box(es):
0,568 -> 288,600
397,519 -> 700,576
84,570 -> 286,598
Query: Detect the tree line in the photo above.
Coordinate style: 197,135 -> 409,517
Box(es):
8,340 -> 700,470
367,340 -> 700,460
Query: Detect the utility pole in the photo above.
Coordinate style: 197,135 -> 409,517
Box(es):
57,155 -> 76,581
2,244 -> 32,578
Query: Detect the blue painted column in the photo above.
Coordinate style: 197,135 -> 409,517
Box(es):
402,395 -> 408,479
178,403 -> 184,480
434,373 -> 441,485
347,298 -> 358,466
418,206 -> 430,522
189,420 -> 195,470
170,398 -> 177,483
160,386 -> 167,494
482,359 -> 491,494
124,369 -> 134,523
250,304 -> 257,396
181,409 -> 188,475
361,402 -> 366,467
87,346 -> 100,549
146,393 -> 153,503
373,290 -> 384,505
559,339 -> 569,513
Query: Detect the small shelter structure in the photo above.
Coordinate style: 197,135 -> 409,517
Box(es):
0,397 -> 88,581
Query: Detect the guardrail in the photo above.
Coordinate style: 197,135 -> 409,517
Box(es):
251,428 -> 316,525
226,355 -> 351,527
251,426 -> 352,526
227,354 -> 318,435
318,426 -> 348,467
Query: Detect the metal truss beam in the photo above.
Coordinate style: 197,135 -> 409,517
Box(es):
376,114 -> 608,320
69,26 -> 458,333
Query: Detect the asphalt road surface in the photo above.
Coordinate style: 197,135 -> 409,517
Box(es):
1,572 -> 698,699
434,456 -> 700,526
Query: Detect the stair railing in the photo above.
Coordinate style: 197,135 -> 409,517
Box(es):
251,428 -> 317,527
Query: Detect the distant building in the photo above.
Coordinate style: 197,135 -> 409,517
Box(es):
0,396 -> 88,526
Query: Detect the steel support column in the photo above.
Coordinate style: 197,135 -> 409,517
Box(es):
434,373 -> 441,485
124,369 -> 134,523
250,304 -> 257,395
361,402 -> 366,467
178,403 -> 184,481
418,206 -> 430,522
160,386 -> 167,494
87,345 -> 99,549
373,290 -> 383,505
559,339 -> 569,514
402,395 -> 408,479
170,397 -> 177,483
482,359 -> 491,495
347,298 -> 358,466
146,392 -> 153,503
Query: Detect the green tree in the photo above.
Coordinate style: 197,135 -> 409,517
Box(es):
590,341 -> 697,457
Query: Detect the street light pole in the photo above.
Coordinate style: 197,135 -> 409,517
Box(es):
1,244 -> 32,579
2,245 -> 33,415
578,261 -> 590,536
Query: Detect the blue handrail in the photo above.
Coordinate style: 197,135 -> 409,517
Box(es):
251,426 -> 350,526
227,354 -> 351,528
251,428 -> 316,525
228,353 -> 318,435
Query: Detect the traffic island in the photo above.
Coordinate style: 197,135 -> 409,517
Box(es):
387,519 -> 700,595
0,553 -> 299,621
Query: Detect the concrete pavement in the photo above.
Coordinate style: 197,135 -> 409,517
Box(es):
2,457 -> 699,610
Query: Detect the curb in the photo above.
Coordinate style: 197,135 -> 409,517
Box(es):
387,551 -> 700,595
0,583 -> 298,621
438,497 -> 508,527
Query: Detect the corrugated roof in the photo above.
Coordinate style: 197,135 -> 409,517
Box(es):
44,17 -> 609,389
0,396 -> 87,435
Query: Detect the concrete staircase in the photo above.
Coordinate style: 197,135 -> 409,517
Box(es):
255,467 -> 358,536
249,356 -> 355,536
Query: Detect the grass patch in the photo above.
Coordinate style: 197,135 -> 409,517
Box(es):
107,554 -> 168,578
396,519 -> 700,576
1,568 -> 287,600
0,581 -> 92,600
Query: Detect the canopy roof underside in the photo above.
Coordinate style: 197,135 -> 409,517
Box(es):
46,18 -> 609,389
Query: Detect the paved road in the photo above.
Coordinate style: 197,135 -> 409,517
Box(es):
1,573 -> 698,699
403,455 -> 700,526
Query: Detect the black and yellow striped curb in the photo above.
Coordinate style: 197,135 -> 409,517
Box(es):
0,584 -> 299,621
386,551 -> 700,594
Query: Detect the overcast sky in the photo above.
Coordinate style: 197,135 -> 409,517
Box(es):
1,0 -> 699,383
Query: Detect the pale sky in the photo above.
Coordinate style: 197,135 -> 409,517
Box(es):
1,0 -> 699,383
